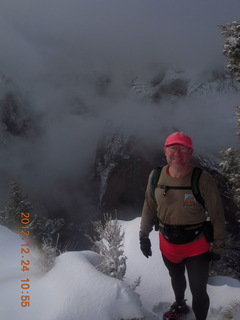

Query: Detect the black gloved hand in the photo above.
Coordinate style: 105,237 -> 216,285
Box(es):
209,251 -> 221,261
140,237 -> 152,258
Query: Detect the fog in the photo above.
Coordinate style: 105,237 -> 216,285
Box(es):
0,0 -> 239,228
1,0 -> 240,88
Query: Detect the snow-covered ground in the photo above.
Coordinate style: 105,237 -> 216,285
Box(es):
1,218 -> 240,320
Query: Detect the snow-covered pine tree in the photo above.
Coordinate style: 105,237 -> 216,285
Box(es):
217,21 -> 240,281
219,21 -> 240,222
0,180 -> 32,230
219,21 -> 240,81
30,216 -> 65,243
29,217 -> 65,270
87,213 -> 127,280
219,147 -> 240,220
0,180 -> 65,271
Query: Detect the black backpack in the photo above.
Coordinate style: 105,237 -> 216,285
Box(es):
150,165 -> 214,242
150,165 -> 205,209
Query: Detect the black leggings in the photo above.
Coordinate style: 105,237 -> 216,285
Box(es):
162,252 -> 210,320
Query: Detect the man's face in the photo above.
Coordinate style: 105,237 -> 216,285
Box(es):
164,144 -> 193,168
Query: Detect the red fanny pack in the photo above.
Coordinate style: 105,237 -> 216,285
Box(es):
159,234 -> 210,263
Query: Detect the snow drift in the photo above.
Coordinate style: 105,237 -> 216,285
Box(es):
1,219 -> 240,320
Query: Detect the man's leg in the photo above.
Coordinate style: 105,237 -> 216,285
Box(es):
185,252 -> 210,320
162,254 -> 186,304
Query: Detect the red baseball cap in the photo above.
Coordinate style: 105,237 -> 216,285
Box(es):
164,132 -> 193,148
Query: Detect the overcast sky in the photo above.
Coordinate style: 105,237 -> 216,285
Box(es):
0,0 -> 240,84
0,0 -> 239,215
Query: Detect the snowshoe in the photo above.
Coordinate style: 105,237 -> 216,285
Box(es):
163,301 -> 189,320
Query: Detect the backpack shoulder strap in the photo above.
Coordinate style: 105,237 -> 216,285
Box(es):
150,165 -> 205,209
191,167 -> 205,209
150,165 -> 164,200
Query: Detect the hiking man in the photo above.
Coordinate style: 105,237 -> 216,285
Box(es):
139,132 -> 225,320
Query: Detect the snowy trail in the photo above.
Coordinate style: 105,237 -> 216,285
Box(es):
121,218 -> 240,320
0,219 -> 240,319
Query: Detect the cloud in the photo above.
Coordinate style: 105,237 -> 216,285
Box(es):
0,0 -> 239,218
1,0 -> 240,82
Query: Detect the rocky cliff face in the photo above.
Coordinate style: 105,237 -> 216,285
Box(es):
94,129 -> 240,280
0,68 -> 239,249
94,130 -> 237,228
130,68 -> 239,102
92,68 -> 240,241
0,75 -> 38,144
94,132 -> 157,210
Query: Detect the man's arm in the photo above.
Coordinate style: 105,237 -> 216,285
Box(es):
139,171 -> 158,258
201,171 -> 226,255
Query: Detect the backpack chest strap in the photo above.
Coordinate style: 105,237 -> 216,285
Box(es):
157,185 -> 192,196
150,166 -> 205,209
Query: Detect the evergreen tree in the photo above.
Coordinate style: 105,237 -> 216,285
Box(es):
0,180 -> 65,271
219,21 -> 240,222
0,180 -> 32,229
30,216 -> 65,243
87,213 -> 127,280
218,21 -> 240,281
219,147 -> 240,220
219,21 -> 240,81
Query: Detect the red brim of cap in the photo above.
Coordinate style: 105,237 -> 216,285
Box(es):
164,141 -> 192,148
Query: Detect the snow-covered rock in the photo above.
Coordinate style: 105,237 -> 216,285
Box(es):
1,219 -> 240,320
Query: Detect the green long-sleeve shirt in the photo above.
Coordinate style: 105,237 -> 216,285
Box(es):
140,165 -> 226,254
